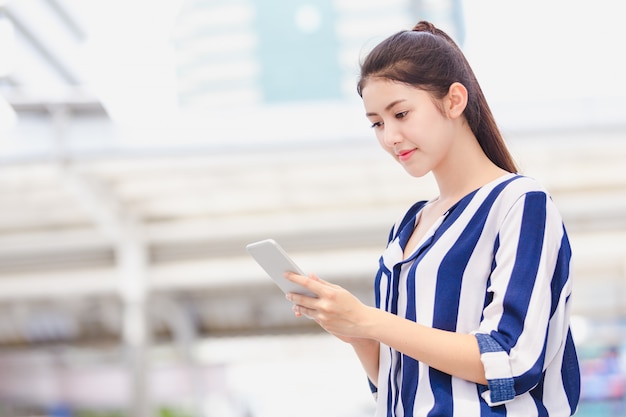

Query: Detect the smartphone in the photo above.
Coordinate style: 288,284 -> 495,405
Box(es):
246,239 -> 317,298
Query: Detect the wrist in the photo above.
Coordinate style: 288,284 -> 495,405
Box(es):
348,336 -> 378,353
360,305 -> 382,340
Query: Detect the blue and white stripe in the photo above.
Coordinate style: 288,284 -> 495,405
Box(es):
372,173 -> 580,417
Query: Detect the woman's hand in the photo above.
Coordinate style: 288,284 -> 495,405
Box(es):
284,272 -> 375,340
285,272 -> 382,383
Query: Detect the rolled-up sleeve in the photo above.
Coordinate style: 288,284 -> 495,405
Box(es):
474,191 -> 573,406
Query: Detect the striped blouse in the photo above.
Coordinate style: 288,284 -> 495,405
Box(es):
372,173 -> 580,417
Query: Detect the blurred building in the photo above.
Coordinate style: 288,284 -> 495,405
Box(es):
172,0 -> 463,109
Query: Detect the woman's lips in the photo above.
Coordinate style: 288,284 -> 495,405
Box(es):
397,149 -> 416,161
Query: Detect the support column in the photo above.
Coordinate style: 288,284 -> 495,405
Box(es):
50,93 -> 153,416
117,218 -> 151,417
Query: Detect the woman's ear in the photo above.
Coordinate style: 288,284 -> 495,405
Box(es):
446,82 -> 468,119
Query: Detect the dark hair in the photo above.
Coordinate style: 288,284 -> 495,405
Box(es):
357,21 -> 518,173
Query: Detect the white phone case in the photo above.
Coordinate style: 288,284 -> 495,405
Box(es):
246,239 -> 317,298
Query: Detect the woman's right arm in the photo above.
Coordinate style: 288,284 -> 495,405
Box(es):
288,277 -> 381,387
347,337 -> 380,387
291,301 -> 381,386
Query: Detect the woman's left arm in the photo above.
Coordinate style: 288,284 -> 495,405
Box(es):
285,272 -> 487,385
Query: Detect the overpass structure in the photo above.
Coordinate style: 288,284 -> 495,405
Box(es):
1,126 -> 625,348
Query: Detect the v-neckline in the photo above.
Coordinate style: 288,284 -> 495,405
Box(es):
398,172 -> 517,262
401,208 -> 448,261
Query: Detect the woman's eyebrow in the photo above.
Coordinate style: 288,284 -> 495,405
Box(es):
365,99 -> 407,117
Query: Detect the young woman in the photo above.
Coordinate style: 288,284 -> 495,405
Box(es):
285,21 -> 580,416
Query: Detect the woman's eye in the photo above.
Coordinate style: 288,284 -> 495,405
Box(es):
395,111 -> 408,119
370,121 -> 383,129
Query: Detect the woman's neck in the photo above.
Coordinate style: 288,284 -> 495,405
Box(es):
431,130 -> 509,204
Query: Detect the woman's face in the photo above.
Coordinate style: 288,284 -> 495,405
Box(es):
362,78 -> 456,178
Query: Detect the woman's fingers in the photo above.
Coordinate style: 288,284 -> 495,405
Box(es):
285,290 -> 315,309
284,272 -> 367,336
284,271 -> 329,298
284,272 -> 321,311
292,303 -> 316,320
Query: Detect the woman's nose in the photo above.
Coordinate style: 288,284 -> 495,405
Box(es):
382,124 -> 402,147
